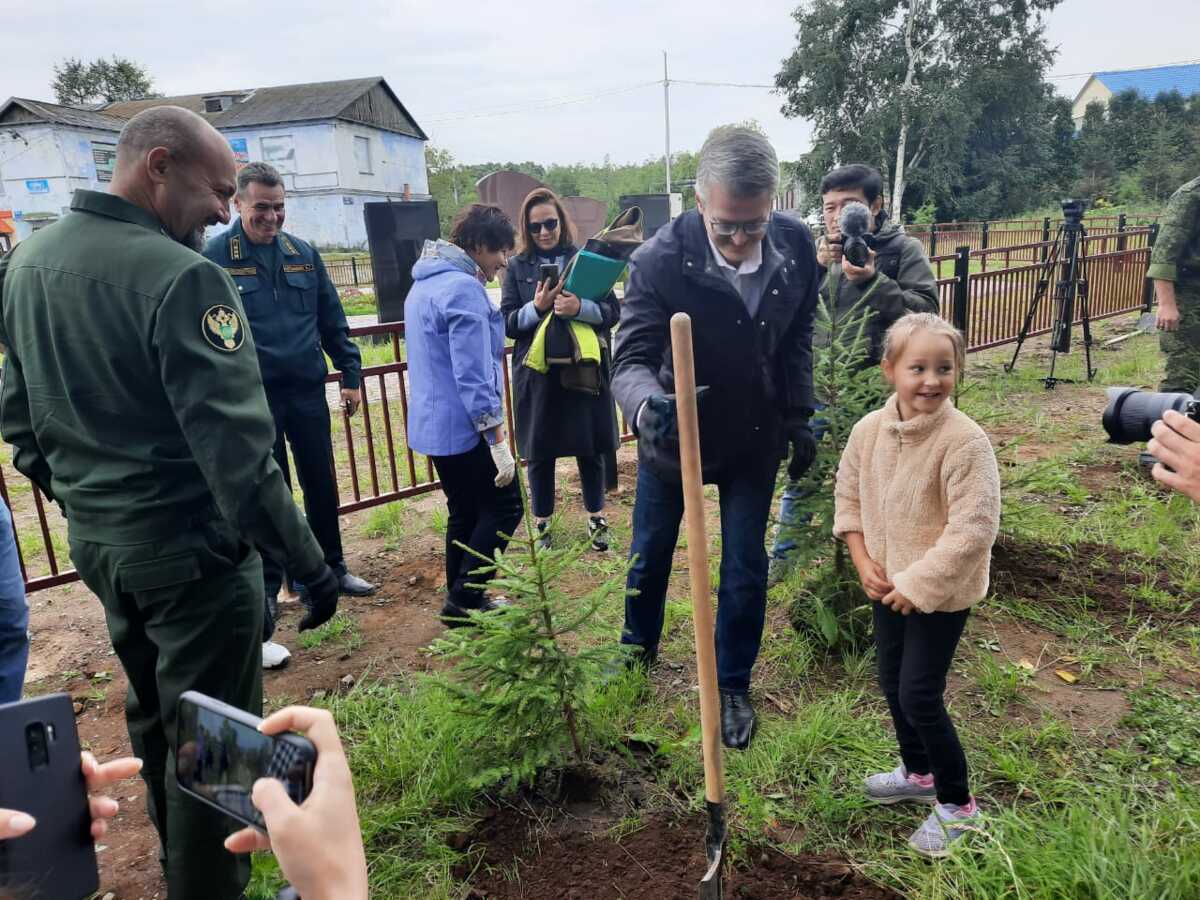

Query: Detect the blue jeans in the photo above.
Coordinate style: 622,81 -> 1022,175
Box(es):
0,498 -> 29,703
770,406 -> 828,562
621,456 -> 777,693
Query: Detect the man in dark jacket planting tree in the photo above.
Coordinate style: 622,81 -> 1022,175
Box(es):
769,164 -> 938,579
612,125 -> 819,750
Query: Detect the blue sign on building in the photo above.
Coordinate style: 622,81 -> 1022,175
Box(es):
25,180 -> 50,194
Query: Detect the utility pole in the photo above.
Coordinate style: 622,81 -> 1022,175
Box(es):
663,51 -> 672,194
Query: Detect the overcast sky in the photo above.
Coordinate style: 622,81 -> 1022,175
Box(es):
5,0 -> 1199,167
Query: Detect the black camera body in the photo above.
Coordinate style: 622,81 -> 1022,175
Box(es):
837,201 -> 875,268
1102,387 -> 1199,444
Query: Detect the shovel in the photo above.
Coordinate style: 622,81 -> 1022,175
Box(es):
669,312 -> 727,899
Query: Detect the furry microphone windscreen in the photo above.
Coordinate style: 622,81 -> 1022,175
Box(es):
838,201 -> 872,238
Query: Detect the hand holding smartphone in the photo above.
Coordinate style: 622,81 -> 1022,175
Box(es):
538,263 -> 560,291
0,694 -> 99,899
176,691 -> 316,831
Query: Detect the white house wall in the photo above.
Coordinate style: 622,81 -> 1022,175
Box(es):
2,117 -> 427,250
211,120 -> 428,249
0,124 -> 119,242
333,121 -> 429,196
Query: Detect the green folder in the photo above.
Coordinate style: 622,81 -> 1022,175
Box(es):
563,249 -> 627,299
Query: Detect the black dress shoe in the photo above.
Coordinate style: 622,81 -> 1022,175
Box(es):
439,596 -> 510,627
339,572 -> 377,596
720,691 -> 756,750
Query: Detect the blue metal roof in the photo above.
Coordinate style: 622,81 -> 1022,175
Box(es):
1095,63 -> 1200,100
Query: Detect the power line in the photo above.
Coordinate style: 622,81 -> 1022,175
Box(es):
1047,57 -> 1200,80
424,54 -> 1200,126
672,78 -> 775,89
423,80 -> 659,124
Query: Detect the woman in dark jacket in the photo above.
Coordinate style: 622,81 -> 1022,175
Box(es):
501,187 -> 620,551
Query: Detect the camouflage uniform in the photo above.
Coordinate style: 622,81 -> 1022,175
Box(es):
1148,175 -> 1200,393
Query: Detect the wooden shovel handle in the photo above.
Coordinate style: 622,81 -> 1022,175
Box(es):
670,312 -> 725,805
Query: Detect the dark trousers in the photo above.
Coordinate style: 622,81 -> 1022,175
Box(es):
69,520 -> 262,900
0,497 -> 28,704
527,455 -> 606,519
261,385 -> 344,607
874,602 -> 971,806
431,438 -> 523,609
622,456 -> 776,693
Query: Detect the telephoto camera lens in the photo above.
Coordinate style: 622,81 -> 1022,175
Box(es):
1101,386 -> 1197,444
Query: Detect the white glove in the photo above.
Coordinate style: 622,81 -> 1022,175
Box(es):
489,439 -> 516,487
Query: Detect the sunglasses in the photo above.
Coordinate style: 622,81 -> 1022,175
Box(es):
709,216 -> 770,238
528,218 -> 559,234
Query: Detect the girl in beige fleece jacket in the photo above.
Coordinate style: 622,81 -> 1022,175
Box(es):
833,313 -> 1000,858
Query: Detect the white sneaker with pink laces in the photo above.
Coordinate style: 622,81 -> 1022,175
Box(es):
864,765 -> 937,805
909,798 -> 982,857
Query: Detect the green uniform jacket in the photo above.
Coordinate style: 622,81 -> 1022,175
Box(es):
0,190 -> 324,575
1148,175 -> 1200,283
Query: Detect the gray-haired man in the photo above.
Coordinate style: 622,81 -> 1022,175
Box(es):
611,126 -> 819,749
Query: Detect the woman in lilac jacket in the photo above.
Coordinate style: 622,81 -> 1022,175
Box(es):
405,204 -> 523,626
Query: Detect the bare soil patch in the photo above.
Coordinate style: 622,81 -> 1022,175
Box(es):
990,535 -> 1197,626
460,794 -> 900,900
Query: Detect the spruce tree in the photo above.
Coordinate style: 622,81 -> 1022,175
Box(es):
779,287 -> 887,650
431,477 -> 627,785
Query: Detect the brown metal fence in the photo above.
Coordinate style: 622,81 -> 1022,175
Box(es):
5,231 -> 1156,593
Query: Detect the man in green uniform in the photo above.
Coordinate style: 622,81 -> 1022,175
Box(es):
1150,174 -> 1200,393
0,106 -> 340,899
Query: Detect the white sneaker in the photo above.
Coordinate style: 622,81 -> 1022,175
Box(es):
262,641 -> 292,670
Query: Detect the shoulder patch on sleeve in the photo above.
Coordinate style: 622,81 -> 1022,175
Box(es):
202,305 -> 245,352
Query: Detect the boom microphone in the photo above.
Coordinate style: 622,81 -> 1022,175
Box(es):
837,201 -> 873,267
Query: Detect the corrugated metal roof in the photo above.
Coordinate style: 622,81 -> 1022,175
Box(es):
0,97 -> 124,131
1095,63 -> 1200,100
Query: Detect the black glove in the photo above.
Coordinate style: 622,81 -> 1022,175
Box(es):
637,387 -> 710,451
787,422 -> 818,481
297,564 -> 339,632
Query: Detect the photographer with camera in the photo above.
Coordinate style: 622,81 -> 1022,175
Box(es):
1104,386 -> 1200,502
1149,175 -> 1200,394
770,164 -> 938,580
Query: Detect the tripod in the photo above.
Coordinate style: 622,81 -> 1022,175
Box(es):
1003,213 -> 1096,389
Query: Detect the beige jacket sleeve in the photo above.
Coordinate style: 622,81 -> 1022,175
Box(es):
832,419 -> 866,540
891,434 -> 1001,612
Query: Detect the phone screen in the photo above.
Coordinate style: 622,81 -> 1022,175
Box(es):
176,698 -> 312,829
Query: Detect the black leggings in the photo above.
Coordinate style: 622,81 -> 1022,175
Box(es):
430,438 -> 523,609
873,602 -> 971,805
527,456 -> 605,519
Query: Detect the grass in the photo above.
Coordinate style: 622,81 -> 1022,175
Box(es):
13,308 -> 1200,898
361,499 -> 409,548
295,612 -> 364,654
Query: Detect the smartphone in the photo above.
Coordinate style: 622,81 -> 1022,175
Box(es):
176,691 -> 316,831
0,693 -> 98,899
538,263 -> 560,290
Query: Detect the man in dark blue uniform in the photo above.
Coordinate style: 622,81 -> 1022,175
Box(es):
203,162 -> 375,669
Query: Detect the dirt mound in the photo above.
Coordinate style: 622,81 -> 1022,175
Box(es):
991,535 -> 1197,624
461,805 -> 899,900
